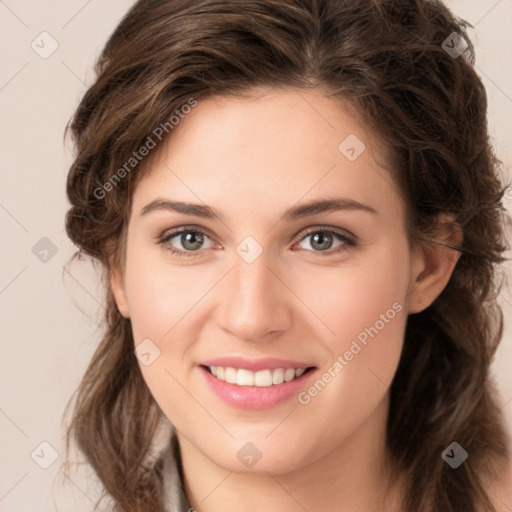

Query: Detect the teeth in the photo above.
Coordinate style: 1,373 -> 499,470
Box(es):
284,368 -> 296,382
208,366 -> 308,387
225,367 -> 237,384
272,368 -> 284,385
237,369 -> 254,386
254,369 -> 272,387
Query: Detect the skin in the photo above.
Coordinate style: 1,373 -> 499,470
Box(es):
111,87 -> 461,511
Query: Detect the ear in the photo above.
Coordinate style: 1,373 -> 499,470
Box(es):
109,263 -> 130,318
407,216 -> 462,314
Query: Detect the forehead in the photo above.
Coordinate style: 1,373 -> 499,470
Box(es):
131,88 -> 403,226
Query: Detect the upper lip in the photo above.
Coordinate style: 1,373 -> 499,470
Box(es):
200,357 -> 315,372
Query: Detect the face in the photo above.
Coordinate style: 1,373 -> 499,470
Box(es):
111,87 -> 429,475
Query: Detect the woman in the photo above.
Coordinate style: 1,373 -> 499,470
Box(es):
63,0 -> 512,510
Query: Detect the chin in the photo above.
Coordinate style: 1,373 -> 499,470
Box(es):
200,435 -> 312,476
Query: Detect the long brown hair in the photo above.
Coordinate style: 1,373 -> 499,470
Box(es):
63,0 -> 511,510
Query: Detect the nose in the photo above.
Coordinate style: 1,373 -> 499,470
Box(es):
216,251 -> 292,343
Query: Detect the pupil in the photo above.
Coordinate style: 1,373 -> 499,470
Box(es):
312,232 -> 332,251
183,232 -> 203,250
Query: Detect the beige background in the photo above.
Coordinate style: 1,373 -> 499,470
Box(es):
0,1 -> 511,510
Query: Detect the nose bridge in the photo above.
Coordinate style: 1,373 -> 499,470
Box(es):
216,248 -> 290,341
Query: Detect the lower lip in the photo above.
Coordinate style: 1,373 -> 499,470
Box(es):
199,366 -> 316,410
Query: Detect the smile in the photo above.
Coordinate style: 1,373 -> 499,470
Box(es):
199,357 -> 317,409
206,366 -> 309,387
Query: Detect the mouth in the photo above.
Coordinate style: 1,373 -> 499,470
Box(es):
198,357 -> 317,409
202,365 -> 315,387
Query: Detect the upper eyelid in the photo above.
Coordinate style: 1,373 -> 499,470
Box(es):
159,225 -> 216,243
299,225 -> 356,241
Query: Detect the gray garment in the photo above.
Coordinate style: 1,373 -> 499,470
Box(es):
144,414 -> 191,512
161,433 -> 191,512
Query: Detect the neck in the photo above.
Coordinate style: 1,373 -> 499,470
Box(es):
177,393 -> 404,512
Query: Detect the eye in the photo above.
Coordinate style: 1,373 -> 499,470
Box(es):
157,225 -> 357,258
293,227 -> 356,256
158,227 -> 216,257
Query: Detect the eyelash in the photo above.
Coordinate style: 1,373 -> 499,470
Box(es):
157,225 -> 357,259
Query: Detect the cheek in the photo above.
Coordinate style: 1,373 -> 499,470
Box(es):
290,241 -> 410,415
122,243 -> 220,412
292,239 -> 410,349
123,240 -> 205,344
122,249 -> 206,427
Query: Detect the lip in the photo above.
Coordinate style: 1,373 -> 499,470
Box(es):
201,357 -> 311,372
198,358 -> 317,410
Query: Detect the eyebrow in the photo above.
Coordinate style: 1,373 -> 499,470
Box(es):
140,197 -> 378,222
